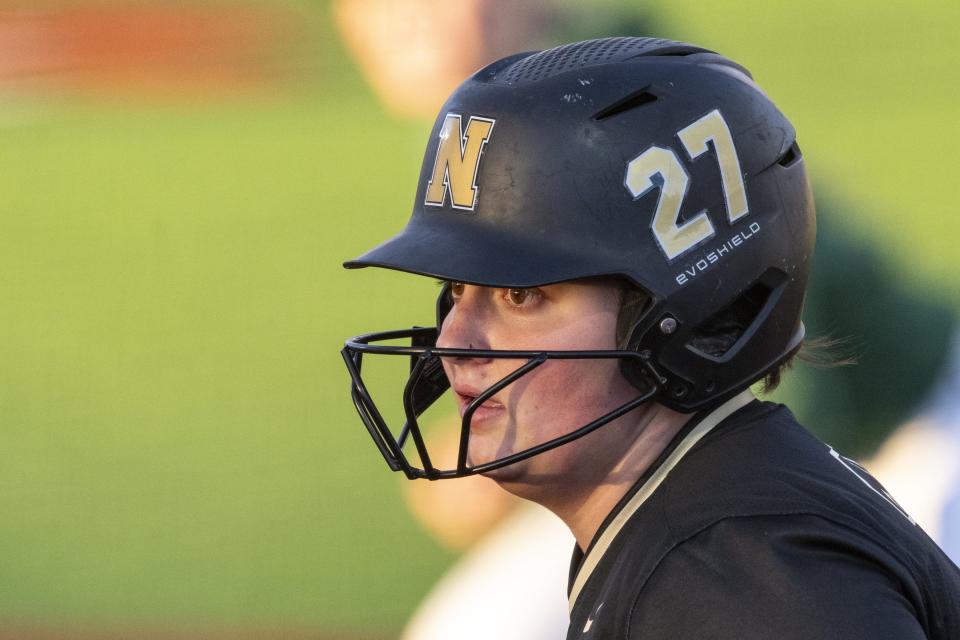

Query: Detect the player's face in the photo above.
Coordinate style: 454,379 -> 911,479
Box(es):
436,280 -> 643,485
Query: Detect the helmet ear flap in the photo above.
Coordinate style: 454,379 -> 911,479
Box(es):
619,333 -> 652,393
401,283 -> 452,417
617,288 -> 659,394
435,282 -> 453,330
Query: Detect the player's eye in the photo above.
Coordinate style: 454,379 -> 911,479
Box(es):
449,282 -> 466,298
506,287 -> 539,307
507,288 -> 528,305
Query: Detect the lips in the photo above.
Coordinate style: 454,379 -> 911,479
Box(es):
452,385 -> 505,425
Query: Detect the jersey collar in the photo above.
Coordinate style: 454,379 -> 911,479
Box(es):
567,389 -> 756,613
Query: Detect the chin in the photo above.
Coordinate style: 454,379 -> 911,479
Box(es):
479,458 -> 569,503
479,461 -> 526,485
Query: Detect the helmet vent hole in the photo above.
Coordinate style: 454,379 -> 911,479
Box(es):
686,273 -> 784,361
777,141 -> 802,168
593,88 -> 658,121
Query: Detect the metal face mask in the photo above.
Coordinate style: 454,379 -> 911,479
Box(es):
341,37 -> 815,479
342,317 -> 658,479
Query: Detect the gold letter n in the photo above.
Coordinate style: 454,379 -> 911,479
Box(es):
424,114 -> 495,211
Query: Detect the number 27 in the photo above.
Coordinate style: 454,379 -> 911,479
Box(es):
624,110 -> 748,260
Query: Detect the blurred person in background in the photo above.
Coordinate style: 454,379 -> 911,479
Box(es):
867,331 -> 960,562
333,0 -> 655,119
333,0 -> 555,118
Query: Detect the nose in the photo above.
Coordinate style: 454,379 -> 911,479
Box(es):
435,285 -> 492,363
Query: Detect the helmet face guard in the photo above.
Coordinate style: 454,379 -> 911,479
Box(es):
340,37 -> 816,479
342,327 -> 655,479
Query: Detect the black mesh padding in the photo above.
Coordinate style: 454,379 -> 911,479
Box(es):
687,279 -> 774,359
491,37 -> 710,85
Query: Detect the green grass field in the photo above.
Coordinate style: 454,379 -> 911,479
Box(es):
0,95 -> 455,632
0,0 -> 957,635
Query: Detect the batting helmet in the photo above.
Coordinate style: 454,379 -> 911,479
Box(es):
342,37 -> 815,479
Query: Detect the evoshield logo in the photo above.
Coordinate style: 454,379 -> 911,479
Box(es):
424,113 -> 495,211
675,221 -> 761,285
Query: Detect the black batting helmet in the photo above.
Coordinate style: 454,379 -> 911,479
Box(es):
342,37 -> 815,479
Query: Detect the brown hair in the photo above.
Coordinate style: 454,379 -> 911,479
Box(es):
758,335 -> 856,392
616,285 -> 651,349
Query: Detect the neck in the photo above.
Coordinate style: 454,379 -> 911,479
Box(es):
501,403 -> 692,551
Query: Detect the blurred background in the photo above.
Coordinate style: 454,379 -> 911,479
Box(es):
0,0 -> 957,638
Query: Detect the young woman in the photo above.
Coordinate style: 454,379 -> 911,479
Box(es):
342,37 -> 960,639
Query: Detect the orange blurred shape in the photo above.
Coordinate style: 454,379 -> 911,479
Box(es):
401,417 -> 524,551
0,4 -> 302,99
333,0 -> 553,119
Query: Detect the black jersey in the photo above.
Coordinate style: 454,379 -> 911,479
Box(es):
567,391 -> 960,640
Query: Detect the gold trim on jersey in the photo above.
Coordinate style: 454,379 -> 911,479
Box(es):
567,389 -> 756,613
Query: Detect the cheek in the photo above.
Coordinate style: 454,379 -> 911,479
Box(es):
508,357 -> 624,434
503,312 -> 624,430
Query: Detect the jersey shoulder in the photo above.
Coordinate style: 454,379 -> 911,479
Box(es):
625,512 -> 942,640
660,401 -> 923,542
568,401 -> 960,640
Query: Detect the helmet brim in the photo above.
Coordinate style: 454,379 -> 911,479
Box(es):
344,217 -> 624,288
